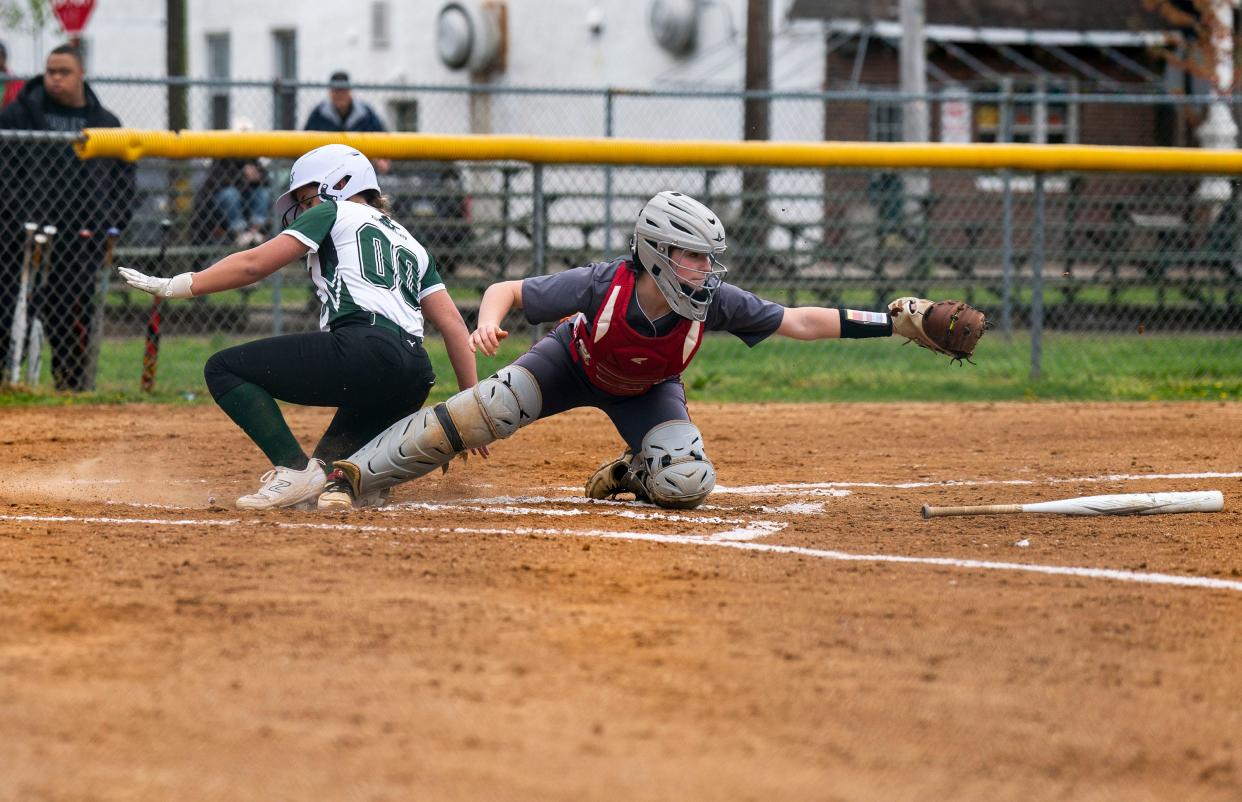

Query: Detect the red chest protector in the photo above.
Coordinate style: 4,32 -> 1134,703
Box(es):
570,264 -> 704,396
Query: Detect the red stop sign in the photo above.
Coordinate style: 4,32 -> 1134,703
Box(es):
51,0 -> 97,36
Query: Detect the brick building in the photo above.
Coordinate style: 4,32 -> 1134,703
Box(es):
764,0 -> 1237,265
788,0 -> 1206,148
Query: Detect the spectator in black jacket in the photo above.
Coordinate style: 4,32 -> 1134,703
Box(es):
0,44 -> 136,391
304,71 -> 387,133
303,71 -> 390,174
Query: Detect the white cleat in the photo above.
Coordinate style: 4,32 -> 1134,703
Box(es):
236,459 -> 327,510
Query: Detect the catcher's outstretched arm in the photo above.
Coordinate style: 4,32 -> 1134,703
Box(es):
776,306 -> 841,339
776,306 -> 893,341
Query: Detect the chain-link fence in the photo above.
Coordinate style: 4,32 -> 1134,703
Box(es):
1,81 -> 1240,398
77,77 -> 1242,145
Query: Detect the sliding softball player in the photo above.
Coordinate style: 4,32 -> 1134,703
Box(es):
119,144 -> 481,510
317,190 -> 984,511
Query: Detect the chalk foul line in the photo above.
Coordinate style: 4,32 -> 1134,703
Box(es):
3,513 -> 1240,594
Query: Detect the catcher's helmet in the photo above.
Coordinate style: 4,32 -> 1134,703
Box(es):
275,144 -> 380,226
631,191 -> 728,321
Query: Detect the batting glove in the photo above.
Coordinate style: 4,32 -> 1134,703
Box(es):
118,266 -> 195,299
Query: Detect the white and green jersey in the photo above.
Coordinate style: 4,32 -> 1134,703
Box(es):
281,199 -> 444,337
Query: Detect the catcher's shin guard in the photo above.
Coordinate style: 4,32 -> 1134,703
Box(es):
342,365 -> 541,497
635,420 -> 715,509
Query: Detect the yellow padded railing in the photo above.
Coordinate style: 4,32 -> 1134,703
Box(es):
76,128 -> 1242,174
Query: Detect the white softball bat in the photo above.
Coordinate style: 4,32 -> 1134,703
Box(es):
922,491 -> 1224,519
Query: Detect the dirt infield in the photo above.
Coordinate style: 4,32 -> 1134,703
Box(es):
1,401 -> 1240,801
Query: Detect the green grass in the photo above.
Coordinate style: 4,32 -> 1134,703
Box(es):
682,334 -> 1241,402
1,331 -> 1237,406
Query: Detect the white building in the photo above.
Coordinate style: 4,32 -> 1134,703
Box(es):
2,1 -> 827,139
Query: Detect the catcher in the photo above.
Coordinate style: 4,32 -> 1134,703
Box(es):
317,190 -> 985,511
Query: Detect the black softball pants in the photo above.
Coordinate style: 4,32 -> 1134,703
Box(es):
203,320 -> 437,465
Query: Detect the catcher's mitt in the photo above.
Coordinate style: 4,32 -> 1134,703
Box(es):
888,297 -> 987,363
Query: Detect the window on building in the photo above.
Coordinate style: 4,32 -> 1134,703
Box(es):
869,100 -> 903,142
974,78 -> 1077,144
372,1 -> 391,50
974,78 -> 1076,193
207,33 -> 231,130
390,99 -> 419,132
272,30 -> 298,130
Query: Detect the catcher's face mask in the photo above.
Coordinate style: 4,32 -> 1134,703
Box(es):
641,242 -> 727,320
669,247 -> 726,299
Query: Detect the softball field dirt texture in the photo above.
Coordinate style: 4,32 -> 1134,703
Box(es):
1,401 -> 1239,801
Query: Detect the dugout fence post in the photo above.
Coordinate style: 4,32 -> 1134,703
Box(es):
1030,171 -> 1046,380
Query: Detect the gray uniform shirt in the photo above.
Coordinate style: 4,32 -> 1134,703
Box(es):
521,257 -> 785,346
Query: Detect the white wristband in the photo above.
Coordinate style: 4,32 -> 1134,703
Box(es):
166,272 -> 195,298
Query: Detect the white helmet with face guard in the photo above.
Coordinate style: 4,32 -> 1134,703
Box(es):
275,144 -> 380,226
631,190 -> 728,321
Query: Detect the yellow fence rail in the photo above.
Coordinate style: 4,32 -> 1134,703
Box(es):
76,128 -> 1242,174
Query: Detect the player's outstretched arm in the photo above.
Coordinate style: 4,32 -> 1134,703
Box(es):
775,306 -> 843,340
776,306 -> 894,341
118,234 -> 309,299
469,279 -> 523,355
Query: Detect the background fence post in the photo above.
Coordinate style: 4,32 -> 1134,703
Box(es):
604,88 -> 615,253
532,163 -> 545,277
531,162 -> 546,343
1030,171 -> 1046,380
271,270 -> 283,336
500,166 -> 515,279
1000,79 -> 1015,338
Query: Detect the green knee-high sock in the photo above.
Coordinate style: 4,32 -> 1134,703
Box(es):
215,382 -> 308,470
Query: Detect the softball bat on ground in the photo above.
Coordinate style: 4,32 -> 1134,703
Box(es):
922,491 -> 1224,519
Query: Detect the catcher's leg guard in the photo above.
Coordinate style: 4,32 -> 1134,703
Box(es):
634,421 -> 715,509
585,450 -> 650,502
340,365 -> 541,497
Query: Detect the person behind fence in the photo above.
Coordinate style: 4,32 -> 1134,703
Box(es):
193,124 -> 274,248
315,190 -> 985,511
0,43 -> 135,391
304,71 -> 387,133
197,156 -> 272,247
117,144 -> 483,510
304,71 -> 391,175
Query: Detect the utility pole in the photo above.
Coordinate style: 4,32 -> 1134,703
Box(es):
741,0 -> 771,263
899,0 -> 928,145
166,0 -> 187,130
899,0 -> 929,213
166,0 -> 190,221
